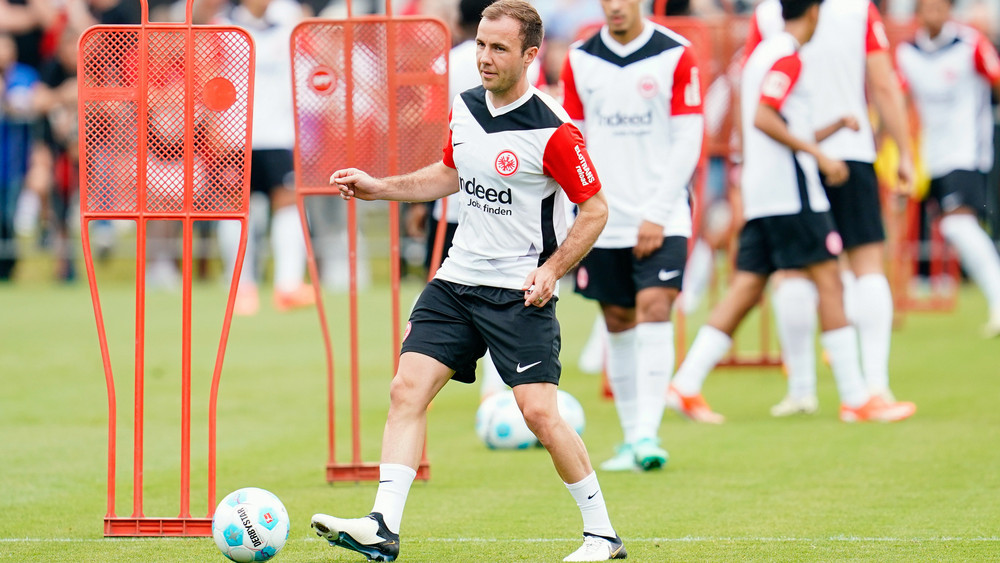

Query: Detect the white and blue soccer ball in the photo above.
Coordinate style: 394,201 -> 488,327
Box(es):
212,487 -> 290,562
476,390 -> 538,449
556,390 -> 586,436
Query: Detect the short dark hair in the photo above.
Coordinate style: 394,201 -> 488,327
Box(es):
481,0 -> 543,53
781,0 -> 823,20
460,0 -> 497,27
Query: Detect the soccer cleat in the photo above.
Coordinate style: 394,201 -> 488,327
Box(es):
273,284 -> 317,312
770,395 -> 819,417
666,385 -> 725,424
233,285 -> 259,316
311,512 -> 400,562
599,443 -> 639,472
839,396 -> 916,423
631,437 -> 668,471
563,533 -> 627,561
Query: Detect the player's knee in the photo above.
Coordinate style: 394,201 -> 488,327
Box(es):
519,402 -> 559,442
388,374 -> 428,412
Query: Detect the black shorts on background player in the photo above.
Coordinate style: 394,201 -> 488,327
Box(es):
249,149 -> 294,193
929,170 -> 988,216
574,236 -> 688,308
736,212 -> 841,275
401,279 -> 561,386
821,160 -> 884,249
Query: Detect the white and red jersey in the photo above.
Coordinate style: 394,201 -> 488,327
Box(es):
741,32 -> 830,220
746,0 -> 890,163
435,85 -> 602,291
896,22 -> 1000,177
561,21 -> 703,248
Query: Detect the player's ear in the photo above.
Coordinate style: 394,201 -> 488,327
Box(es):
523,45 -> 539,67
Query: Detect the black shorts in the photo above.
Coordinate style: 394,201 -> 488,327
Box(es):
822,160 -> 885,249
249,149 -> 294,194
929,170 -> 988,216
736,213 -> 842,275
574,237 -> 688,308
400,279 -> 561,386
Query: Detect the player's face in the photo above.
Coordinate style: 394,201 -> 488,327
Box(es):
601,0 -> 643,40
916,0 -> 951,36
476,16 -> 537,99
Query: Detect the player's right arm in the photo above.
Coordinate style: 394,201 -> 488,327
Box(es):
865,1 -> 913,192
331,162 -> 459,202
815,115 -> 860,143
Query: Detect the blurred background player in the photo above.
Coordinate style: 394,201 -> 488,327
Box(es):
671,0 -> 917,423
561,0 -> 703,468
218,0 -> 314,315
896,0 -> 1000,337
734,0 -> 915,416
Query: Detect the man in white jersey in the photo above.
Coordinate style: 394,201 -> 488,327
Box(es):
560,0 -> 705,470
217,0 -> 314,316
897,0 -> 1000,337
310,2 -> 627,561
709,0 -> 915,416
670,0 -> 917,425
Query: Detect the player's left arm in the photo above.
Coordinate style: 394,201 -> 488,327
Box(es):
865,2 -> 913,192
972,33 -> 1000,98
522,123 -> 607,308
815,115 -> 860,143
636,45 -> 704,259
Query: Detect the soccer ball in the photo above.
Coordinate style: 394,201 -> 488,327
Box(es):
557,390 -> 586,436
212,487 -> 290,562
476,390 -> 538,449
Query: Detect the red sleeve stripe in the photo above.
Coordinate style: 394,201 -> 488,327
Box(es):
866,2 -> 890,54
671,46 -> 704,116
560,54 -> 585,121
442,108 -> 456,169
542,122 -> 601,204
759,54 -> 802,112
974,35 -> 1000,84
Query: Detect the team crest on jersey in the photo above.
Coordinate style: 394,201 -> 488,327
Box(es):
495,150 -> 519,176
637,76 -> 659,99
403,321 -> 412,342
826,231 -> 843,256
576,266 -> 589,290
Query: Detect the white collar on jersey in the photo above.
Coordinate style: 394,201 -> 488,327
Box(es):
485,85 -> 536,117
915,21 -> 959,52
599,19 -> 655,59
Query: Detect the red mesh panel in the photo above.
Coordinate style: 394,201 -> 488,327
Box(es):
291,18 -> 450,191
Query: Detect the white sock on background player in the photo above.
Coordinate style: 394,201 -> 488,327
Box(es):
480,350 -> 508,399
606,328 -> 638,444
840,270 -> 858,324
820,326 -> 869,408
565,472 -> 616,538
218,217 -> 256,288
853,274 -> 893,394
940,213 -> 1000,317
271,205 -> 307,293
772,278 -> 818,399
578,315 -> 607,374
371,463 -> 416,534
634,322 -> 673,440
671,326 -> 732,397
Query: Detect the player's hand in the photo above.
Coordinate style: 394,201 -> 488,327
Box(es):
330,168 -> 381,201
634,220 -> 664,260
522,266 -> 558,308
896,150 -> 915,195
840,116 -> 860,132
818,155 -> 849,187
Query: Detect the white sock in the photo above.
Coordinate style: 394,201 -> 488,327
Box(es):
480,349 -> 508,399
565,472 -> 616,538
820,326 -> 869,408
853,274 -> 893,394
681,238 -> 713,314
271,205 -> 307,292
841,270 -> 858,325
635,322 -> 674,441
578,315 -> 607,374
605,328 -> 638,445
940,213 -> 1000,316
772,278 -> 818,399
218,218 -> 255,287
671,326 -> 732,397
371,463 -> 416,534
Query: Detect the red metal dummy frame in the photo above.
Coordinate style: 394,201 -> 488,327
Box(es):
78,0 -> 253,536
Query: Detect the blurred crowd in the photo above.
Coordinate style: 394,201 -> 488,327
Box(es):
1,0 -> 997,284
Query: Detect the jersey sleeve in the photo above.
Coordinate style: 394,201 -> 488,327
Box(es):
759,54 -> 802,112
671,45 -> 703,115
442,109 -> 456,169
542,122 -> 601,204
973,34 -> 1000,84
865,2 -> 890,54
560,53 -> 585,121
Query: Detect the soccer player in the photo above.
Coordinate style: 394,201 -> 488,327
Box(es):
670,0 -> 917,424
701,0 -> 915,415
560,0 -> 704,468
896,0 -> 1000,337
310,2 -> 627,561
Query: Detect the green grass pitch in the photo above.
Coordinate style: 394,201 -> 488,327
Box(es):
2,275 -> 998,562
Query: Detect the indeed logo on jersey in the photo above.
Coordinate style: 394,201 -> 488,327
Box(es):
594,109 -> 653,128
460,176 -> 513,216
